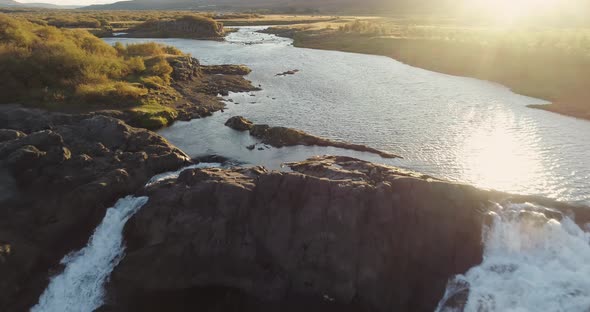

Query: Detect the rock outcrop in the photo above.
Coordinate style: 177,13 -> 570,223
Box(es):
201,65 -> 252,76
0,106 -> 191,311
119,56 -> 259,128
105,156 -> 487,312
168,56 -> 202,82
105,155 -> 588,312
225,116 -> 254,131
225,116 -> 401,159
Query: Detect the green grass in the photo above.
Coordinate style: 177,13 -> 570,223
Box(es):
129,100 -> 178,129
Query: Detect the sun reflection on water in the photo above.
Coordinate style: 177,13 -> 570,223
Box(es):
459,114 -> 545,194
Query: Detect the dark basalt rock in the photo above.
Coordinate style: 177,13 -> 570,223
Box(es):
225,116 -> 401,159
276,69 -> 300,76
106,156 -> 487,312
201,65 -> 252,76
225,116 -> 254,131
105,155 -> 589,312
0,129 -> 26,142
168,56 -> 202,81
0,106 -> 191,311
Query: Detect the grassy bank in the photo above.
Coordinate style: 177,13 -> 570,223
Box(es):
0,14 -> 233,129
0,9 -> 337,36
125,15 -> 225,39
268,19 -> 590,120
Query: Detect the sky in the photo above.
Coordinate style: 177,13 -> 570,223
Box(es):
18,0 -> 119,5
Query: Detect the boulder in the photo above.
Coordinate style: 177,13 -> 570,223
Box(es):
169,56 -> 202,82
0,129 -> 26,142
225,116 -> 254,131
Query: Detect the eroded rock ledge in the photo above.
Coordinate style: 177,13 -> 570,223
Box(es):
106,155 -> 588,312
0,106 -> 191,311
225,116 -> 401,159
105,156 -> 484,312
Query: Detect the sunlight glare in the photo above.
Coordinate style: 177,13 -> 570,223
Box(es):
460,117 -> 544,194
466,0 -> 564,24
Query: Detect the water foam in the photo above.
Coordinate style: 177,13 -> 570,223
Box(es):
31,196 -> 148,312
33,163 -> 224,311
437,203 -> 590,312
146,162 -> 222,186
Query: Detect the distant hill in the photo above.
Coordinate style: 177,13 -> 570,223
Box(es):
0,0 -> 79,9
83,0 -> 454,14
0,0 -> 20,6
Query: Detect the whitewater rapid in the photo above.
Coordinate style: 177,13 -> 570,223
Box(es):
437,203 -> 590,312
31,196 -> 148,312
32,163 -> 221,312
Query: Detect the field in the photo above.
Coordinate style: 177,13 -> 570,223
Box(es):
0,9 -> 339,33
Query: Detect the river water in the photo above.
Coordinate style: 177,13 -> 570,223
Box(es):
37,27 -> 589,312
105,27 -> 590,205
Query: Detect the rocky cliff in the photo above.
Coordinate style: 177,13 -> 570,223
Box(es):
102,156 -> 484,311
104,155 -> 588,312
0,106 -> 191,311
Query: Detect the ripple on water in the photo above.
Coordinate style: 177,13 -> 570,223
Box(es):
105,27 -> 590,203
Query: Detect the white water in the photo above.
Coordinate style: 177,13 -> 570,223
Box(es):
437,203 -> 590,312
146,162 -> 222,186
33,163 -> 222,312
31,196 -> 148,312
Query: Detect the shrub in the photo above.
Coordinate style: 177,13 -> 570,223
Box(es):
140,76 -> 166,89
125,42 -> 165,57
0,14 -> 185,107
145,56 -> 173,80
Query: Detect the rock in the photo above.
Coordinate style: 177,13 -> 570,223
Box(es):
0,106 -> 191,311
4,145 -> 45,169
225,116 -> 254,131
228,117 -> 401,159
106,156 -> 589,312
276,69 -> 300,76
106,156 -> 488,312
201,65 -> 252,76
168,56 -> 201,82
0,129 -> 26,142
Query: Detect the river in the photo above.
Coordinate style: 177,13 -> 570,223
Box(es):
105,27 -> 590,205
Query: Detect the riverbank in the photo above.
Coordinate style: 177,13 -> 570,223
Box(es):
262,24 -> 590,121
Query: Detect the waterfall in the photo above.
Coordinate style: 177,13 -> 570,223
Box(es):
32,163 -> 221,312
31,196 -> 148,312
437,203 -> 590,312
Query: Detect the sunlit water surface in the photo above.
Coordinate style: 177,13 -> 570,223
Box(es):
105,27 -> 590,204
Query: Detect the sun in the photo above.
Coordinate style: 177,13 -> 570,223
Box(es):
465,0 -> 563,24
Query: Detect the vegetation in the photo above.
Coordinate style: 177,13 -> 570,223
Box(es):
126,15 -> 225,39
0,14 -> 188,127
274,18 -> 590,120
0,9 -> 336,35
